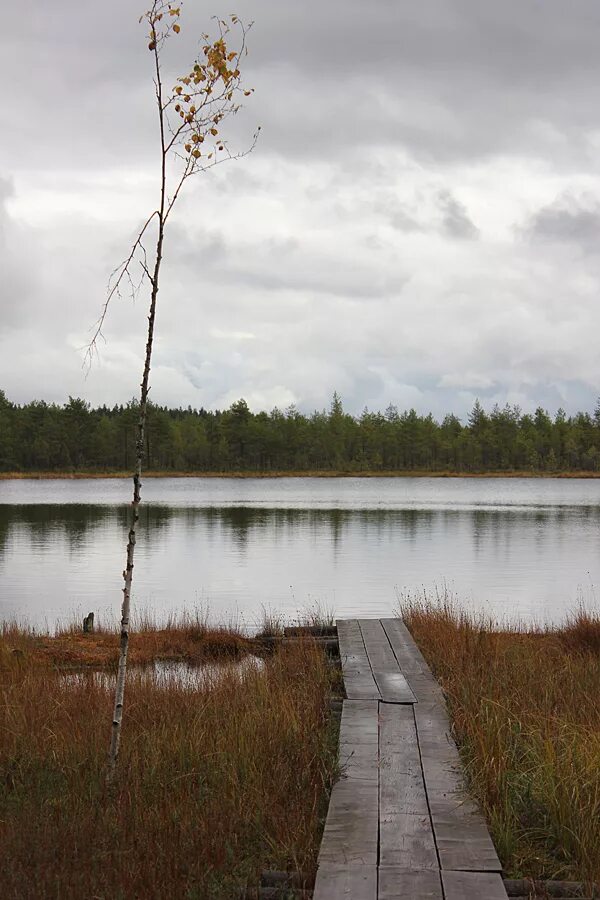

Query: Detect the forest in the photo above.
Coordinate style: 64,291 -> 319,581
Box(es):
2,389 -> 600,474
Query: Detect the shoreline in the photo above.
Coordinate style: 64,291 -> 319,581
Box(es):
1,469 -> 600,480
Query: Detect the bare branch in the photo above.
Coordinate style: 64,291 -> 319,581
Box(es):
83,210 -> 159,371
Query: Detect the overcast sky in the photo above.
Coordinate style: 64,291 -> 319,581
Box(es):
2,0 -> 600,419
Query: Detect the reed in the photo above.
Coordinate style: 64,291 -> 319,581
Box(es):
0,632 -> 338,899
402,597 -> 600,883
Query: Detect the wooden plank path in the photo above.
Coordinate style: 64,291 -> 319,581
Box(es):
313,618 -> 507,900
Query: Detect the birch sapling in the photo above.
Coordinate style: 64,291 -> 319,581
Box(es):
86,1 -> 258,781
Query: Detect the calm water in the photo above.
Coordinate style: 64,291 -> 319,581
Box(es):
1,477 -> 599,628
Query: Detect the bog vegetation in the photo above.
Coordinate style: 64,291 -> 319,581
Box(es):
404,599 -> 600,883
3,389 -> 600,473
0,622 -> 338,899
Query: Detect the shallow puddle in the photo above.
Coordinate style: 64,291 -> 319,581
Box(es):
61,655 -> 263,690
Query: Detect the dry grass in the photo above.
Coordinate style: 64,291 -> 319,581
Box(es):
2,614 -> 253,670
255,604 -> 336,640
402,598 -> 600,883
0,631 -> 338,899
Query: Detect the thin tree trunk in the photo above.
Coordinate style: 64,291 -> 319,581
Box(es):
107,42 -> 167,778
107,227 -> 164,780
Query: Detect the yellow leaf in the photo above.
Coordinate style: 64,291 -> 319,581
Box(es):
192,149 -> 201,158
173,23 -> 180,33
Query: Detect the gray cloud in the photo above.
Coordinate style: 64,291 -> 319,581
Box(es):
2,2 -> 600,419
0,177 -> 40,329
524,192 -> 600,252
437,190 -> 479,240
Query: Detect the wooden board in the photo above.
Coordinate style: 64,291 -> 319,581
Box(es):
441,870 -> 508,899
379,705 -> 438,869
318,701 -> 379,867
380,618 -> 430,675
359,619 -> 416,703
378,868 -> 443,900
382,623 -> 502,874
337,619 -> 380,700
434,813 -> 502,872
338,699 -> 379,782
313,864 -> 376,900
406,672 -> 446,704
415,709 -> 501,872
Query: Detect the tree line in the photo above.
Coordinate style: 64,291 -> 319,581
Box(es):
2,389 -> 600,474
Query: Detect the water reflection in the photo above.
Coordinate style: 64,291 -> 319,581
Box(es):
61,656 -> 263,691
8,502 -> 595,544
1,480 -> 599,627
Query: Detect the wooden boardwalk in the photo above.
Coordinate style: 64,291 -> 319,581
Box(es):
313,619 -> 508,900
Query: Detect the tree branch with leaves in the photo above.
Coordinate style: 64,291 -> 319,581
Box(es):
93,1 -> 258,782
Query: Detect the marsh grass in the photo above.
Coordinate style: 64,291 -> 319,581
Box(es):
255,603 -> 336,641
402,597 -> 600,883
2,611 -> 253,670
0,631 -> 338,899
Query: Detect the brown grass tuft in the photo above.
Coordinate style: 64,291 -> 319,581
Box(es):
0,632 -> 338,899
1,615 -> 253,670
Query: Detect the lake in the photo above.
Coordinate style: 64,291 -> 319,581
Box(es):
1,476 -> 599,629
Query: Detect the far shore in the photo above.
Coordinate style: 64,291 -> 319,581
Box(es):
2,469 -> 600,480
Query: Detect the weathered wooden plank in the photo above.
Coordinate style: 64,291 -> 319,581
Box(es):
338,699 -> 379,782
441,870 -> 508,900
378,868 -> 443,900
380,813 -> 439,871
380,626 -> 502,874
414,701 -> 452,736
415,706 -> 501,871
379,620 -> 445,698
317,779 -> 379,865
373,670 -> 417,703
318,700 -> 379,867
313,865 -> 376,900
359,619 -> 416,703
379,705 -> 438,869
434,813 -> 502,872
407,672 -> 446,704
380,618 -> 430,675
337,619 -> 380,700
